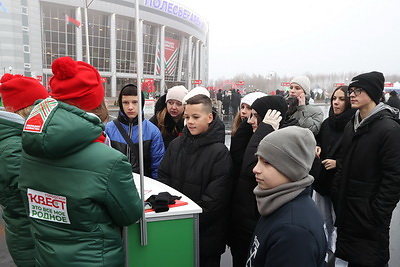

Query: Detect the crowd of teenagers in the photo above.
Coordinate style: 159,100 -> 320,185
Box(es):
0,56 -> 400,267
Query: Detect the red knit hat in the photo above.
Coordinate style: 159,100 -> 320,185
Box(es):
0,73 -> 48,112
49,57 -> 104,111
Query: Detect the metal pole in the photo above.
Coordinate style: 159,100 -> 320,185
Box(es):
134,0 -> 147,247
84,1 -> 90,64
65,22 -> 68,56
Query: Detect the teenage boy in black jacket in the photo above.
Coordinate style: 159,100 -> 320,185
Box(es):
332,71 -> 400,267
158,94 -> 232,267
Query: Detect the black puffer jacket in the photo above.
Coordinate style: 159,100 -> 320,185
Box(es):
313,106 -> 355,196
158,113 -> 233,257
332,105 -> 400,266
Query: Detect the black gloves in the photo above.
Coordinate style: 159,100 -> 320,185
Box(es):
146,192 -> 181,213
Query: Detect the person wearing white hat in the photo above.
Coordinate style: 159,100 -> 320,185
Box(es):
182,86 -> 210,104
150,85 -> 188,148
286,76 -> 323,135
231,92 -> 267,136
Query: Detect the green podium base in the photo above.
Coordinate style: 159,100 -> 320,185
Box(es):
127,217 -> 195,267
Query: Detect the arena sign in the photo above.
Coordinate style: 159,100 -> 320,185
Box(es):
144,0 -> 207,32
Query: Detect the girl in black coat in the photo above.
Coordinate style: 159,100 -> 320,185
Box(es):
313,86 -> 355,264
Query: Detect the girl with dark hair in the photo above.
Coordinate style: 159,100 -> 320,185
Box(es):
313,85 -> 355,265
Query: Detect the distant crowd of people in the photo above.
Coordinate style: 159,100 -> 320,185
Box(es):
1,57 -> 400,267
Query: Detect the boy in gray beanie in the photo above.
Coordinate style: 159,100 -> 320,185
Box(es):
247,126 -> 327,266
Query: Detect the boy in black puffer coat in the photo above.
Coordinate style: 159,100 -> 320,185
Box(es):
158,94 -> 232,267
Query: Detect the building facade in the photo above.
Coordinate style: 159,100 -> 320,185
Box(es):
0,0 -> 209,97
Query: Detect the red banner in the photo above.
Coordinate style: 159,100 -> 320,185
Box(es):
192,80 -> 202,85
141,79 -> 155,93
156,37 -> 179,76
334,83 -> 345,87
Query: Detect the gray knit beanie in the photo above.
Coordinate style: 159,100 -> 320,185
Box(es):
290,76 -> 311,95
255,126 -> 316,181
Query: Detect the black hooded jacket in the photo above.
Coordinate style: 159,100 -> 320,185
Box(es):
331,105 -> 400,266
158,112 -> 233,257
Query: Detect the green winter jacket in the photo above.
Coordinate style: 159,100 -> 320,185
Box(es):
18,98 -> 143,267
0,110 -> 35,266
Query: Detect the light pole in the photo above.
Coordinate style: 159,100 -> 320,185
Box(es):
269,71 -> 277,94
266,76 -> 271,93
8,66 -> 12,73
84,0 -> 95,64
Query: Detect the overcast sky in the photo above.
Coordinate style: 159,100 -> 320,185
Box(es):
177,0 -> 400,80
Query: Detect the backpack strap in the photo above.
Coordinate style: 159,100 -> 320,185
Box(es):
113,119 -> 136,150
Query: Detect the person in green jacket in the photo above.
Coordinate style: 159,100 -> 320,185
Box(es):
18,57 -> 143,267
0,73 -> 49,266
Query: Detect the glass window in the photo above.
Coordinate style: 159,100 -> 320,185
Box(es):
41,3 -> 77,68
116,78 -> 136,93
82,11 -> 110,71
23,45 -> 30,53
115,16 -> 135,73
143,23 -> 157,75
181,37 -> 188,82
21,6 -> 28,15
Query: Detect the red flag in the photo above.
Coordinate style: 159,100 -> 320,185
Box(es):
65,15 -> 80,28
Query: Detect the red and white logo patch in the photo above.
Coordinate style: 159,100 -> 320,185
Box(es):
23,98 -> 58,133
